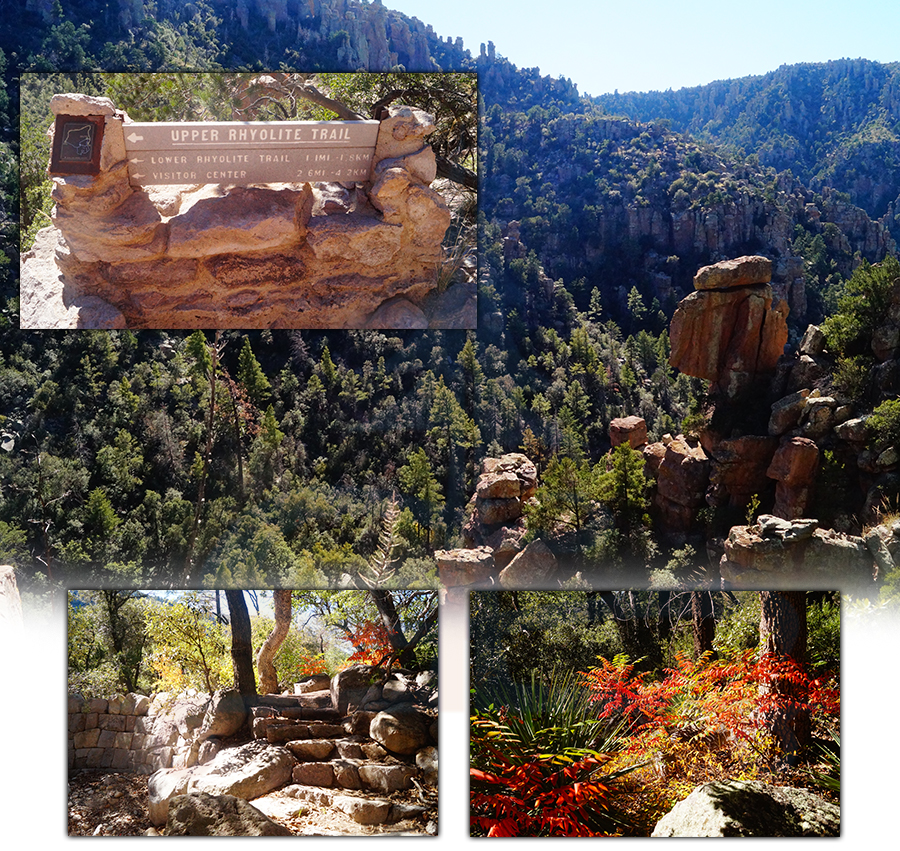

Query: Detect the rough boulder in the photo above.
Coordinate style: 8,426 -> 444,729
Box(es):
165,792 -> 292,836
651,780 -> 839,837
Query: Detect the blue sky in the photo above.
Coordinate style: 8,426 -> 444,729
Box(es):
386,0 -> 900,97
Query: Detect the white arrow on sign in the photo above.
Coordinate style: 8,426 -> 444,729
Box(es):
130,173 -> 145,180
129,158 -> 145,164
126,132 -> 144,143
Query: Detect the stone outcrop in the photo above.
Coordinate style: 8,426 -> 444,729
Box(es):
651,435 -> 710,538
669,255 -> 789,397
702,433 -> 779,510
434,546 -> 496,589
497,539 -> 558,588
165,792 -> 293,836
719,515 -> 881,590
651,780 -> 839,837
766,437 -> 819,519
21,96 -> 463,329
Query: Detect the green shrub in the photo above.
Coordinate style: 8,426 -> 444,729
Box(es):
868,398 -> 900,451
821,257 -> 900,357
831,354 -> 872,402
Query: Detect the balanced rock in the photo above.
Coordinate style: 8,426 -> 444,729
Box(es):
468,453 -> 538,529
693,255 -> 772,290
609,415 -> 648,449
669,256 -> 788,396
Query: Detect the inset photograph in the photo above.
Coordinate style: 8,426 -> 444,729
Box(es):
469,590 -> 840,837
21,71 -> 477,330
67,588 -> 438,836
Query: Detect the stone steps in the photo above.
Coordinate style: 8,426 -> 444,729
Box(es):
250,689 -> 432,794
250,695 -> 425,795
258,785 -> 431,829
137,665 -> 438,832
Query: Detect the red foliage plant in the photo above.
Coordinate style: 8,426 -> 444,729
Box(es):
470,651 -> 839,837
294,654 -> 329,678
344,620 -> 397,667
470,745 -> 622,837
581,650 -> 839,766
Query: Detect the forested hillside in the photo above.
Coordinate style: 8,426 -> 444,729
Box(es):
2,1 -> 900,606
595,59 -> 900,240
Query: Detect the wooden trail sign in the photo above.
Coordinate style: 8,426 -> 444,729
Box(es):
123,119 -> 380,186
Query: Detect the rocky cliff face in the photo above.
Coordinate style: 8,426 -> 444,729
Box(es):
481,99 -> 896,330
595,58 -> 900,245
205,0 -> 463,71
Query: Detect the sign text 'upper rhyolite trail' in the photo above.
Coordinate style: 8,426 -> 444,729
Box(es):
123,120 -> 380,186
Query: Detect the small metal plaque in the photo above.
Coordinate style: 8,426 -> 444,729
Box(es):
49,114 -> 105,175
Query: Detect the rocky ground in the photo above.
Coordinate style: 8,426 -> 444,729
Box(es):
67,769 -> 438,836
68,771 -> 154,836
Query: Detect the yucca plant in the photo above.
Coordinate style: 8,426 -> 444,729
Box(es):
805,725 -> 840,795
470,668 -> 644,836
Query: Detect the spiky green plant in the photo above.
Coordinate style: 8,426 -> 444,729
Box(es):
805,725 -> 840,794
470,668 -> 644,836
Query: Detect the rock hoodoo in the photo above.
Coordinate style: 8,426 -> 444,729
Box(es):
436,453 -> 560,594
669,255 -> 789,397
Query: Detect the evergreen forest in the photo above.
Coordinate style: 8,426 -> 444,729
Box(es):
1,1 -> 900,613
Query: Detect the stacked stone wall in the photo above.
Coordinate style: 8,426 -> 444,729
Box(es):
68,692 -> 170,773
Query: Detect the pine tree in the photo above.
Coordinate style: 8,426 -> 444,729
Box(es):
236,336 -> 271,407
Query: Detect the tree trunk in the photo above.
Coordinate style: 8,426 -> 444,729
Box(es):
370,589 -> 412,666
257,590 -> 292,695
758,591 -> 810,763
691,591 -> 715,659
657,590 -> 672,643
370,590 -> 438,669
224,590 -> 256,696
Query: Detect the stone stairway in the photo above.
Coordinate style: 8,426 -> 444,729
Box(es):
144,666 -> 438,832
250,686 -> 436,797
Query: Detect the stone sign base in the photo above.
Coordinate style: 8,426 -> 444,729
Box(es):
21,94 -> 474,330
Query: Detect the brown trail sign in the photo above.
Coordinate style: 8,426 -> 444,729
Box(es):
123,119 -> 380,186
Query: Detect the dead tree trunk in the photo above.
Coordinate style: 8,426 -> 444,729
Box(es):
257,590 -> 292,695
